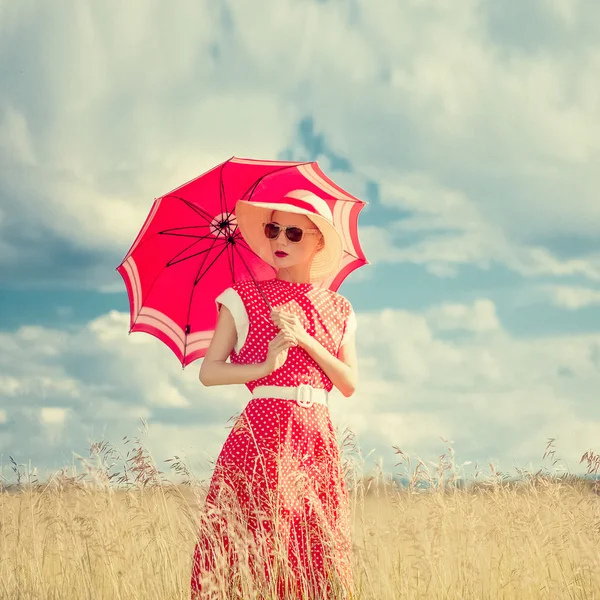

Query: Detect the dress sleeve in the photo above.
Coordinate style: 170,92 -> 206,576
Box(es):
340,307 -> 357,347
215,287 -> 249,353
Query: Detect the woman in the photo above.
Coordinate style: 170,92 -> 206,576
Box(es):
190,189 -> 358,599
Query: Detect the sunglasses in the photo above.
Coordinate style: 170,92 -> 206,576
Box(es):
263,222 -> 320,243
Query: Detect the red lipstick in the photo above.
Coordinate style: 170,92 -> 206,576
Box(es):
275,251 -> 288,257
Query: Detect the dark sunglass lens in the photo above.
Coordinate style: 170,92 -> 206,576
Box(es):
264,223 -> 280,239
286,227 -> 303,243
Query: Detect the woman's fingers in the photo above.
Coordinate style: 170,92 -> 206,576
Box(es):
269,326 -> 296,353
273,329 -> 295,342
274,337 -> 294,350
272,342 -> 289,357
280,326 -> 295,338
273,334 -> 295,350
271,337 -> 286,350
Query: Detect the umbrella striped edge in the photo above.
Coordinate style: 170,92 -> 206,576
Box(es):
116,256 -> 211,368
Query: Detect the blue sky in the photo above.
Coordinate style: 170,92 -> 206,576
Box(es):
1,0 -> 599,483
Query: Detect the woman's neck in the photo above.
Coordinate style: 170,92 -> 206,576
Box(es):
275,266 -> 311,284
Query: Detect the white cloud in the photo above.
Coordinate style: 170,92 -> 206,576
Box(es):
147,382 -> 191,409
545,0 -> 579,28
0,1 -> 297,289
2,0 -> 600,482
426,299 -> 501,333
357,172 -> 600,281
0,309 -> 249,479
332,302 -> 600,475
40,407 -> 68,425
2,0 -> 600,289
0,376 -> 22,396
353,3 -> 600,239
2,302 -> 599,481
0,104 -> 35,165
546,285 -> 600,309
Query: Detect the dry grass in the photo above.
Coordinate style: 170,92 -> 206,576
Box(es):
2,425 -> 600,599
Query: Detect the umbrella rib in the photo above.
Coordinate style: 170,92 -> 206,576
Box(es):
233,236 -> 265,262
161,223 -> 213,231
187,244 -> 225,326
193,242 -> 229,287
168,236 -> 226,267
162,195 -> 215,225
160,230 -> 218,241
131,237 -> 227,333
230,242 -> 273,310
124,201 -> 218,260
226,237 -> 236,281
182,241 -> 231,363
343,249 -> 361,261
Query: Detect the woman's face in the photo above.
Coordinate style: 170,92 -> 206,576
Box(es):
267,210 -> 324,270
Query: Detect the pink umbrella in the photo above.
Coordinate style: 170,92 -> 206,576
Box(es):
116,157 -> 368,367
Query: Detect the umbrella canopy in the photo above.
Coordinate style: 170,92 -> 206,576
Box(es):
116,157 -> 368,367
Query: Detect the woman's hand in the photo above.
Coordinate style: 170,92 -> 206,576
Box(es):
262,328 -> 297,376
270,310 -> 311,348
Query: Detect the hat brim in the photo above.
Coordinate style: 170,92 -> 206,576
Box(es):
235,200 -> 344,282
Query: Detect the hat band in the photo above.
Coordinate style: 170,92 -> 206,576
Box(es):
278,197 -> 320,215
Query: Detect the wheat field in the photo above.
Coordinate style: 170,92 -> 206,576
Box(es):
2,431 -> 600,599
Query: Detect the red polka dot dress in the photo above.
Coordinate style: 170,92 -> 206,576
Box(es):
190,277 -> 356,599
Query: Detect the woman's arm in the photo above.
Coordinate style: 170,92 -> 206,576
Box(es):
300,333 -> 357,398
199,305 -> 269,386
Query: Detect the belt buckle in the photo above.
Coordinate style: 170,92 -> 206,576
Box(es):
296,384 -> 313,408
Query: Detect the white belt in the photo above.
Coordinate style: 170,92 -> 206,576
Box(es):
251,385 -> 329,408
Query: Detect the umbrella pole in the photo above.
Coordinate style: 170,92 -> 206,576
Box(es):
247,269 -> 273,312
231,244 -> 273,312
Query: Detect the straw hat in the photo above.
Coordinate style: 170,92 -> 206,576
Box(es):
235,189 -> 343,282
